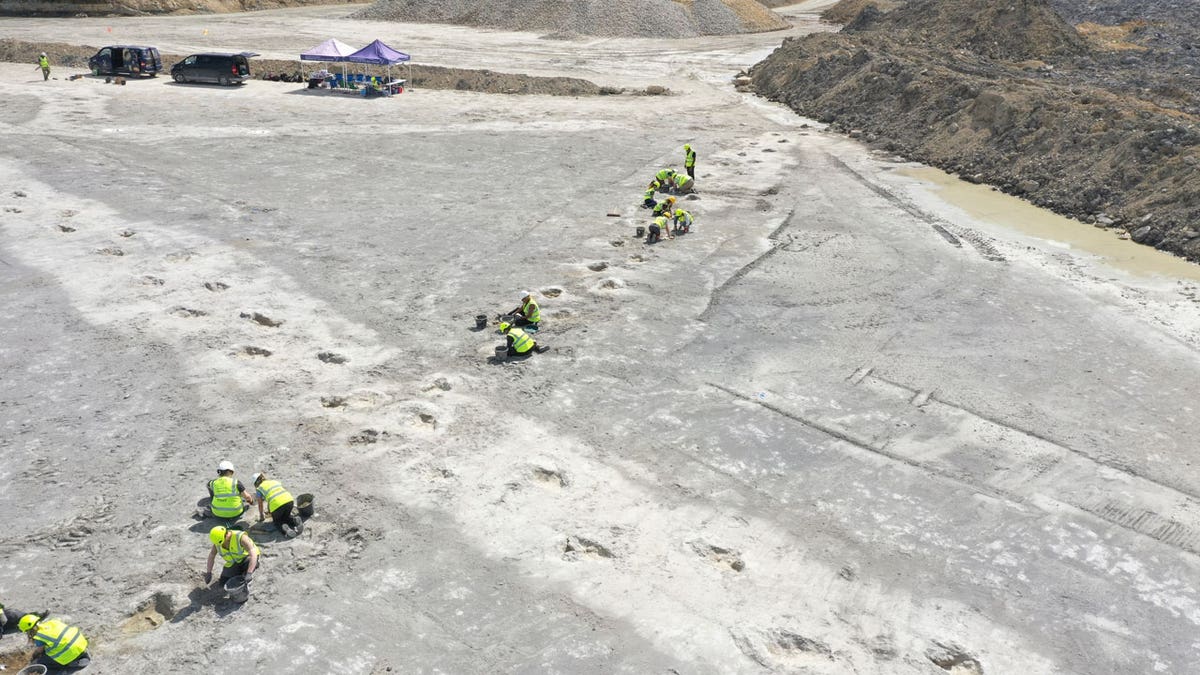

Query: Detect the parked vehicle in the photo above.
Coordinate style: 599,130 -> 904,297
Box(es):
88,46 -> 162,77
171,52 -> 258,86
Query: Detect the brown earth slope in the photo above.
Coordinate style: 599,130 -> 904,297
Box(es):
750,0 -> 1200,260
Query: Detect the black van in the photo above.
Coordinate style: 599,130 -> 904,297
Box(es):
171,53 -> 258,86
89,46 -> 163,77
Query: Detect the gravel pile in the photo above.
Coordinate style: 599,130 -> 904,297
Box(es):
354,0 -> 788,38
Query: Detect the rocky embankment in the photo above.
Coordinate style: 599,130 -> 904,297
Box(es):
0,0 -> 352,16
748,0 -> 1200,260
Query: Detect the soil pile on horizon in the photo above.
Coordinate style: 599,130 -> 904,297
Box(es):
748,0 -> 1200,261
354,0 -> 789,38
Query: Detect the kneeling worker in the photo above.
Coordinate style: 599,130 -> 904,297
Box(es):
253,472 -> 303,538
500,322 -> 548,356
642,185 -> 658,209
673,208 -> 694,234
507,291 -> 541,329
205,526 -> 260,586
208,460 -> 254,521
652,196 -> 676,219
648,215 -> 673,243
19,613 -> 91,670
672,172 -> 695,194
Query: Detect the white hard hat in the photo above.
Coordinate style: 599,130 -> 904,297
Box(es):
251,472 -> 263,483
520,290 -> 531,298
40,52 -> 47,57
218,460 -> 235,472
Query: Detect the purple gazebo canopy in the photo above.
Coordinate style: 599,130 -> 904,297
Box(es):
300,38 -> 357,62
346,39 -> 410,65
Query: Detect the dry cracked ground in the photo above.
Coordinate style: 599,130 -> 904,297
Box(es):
2,1 -> 1200,673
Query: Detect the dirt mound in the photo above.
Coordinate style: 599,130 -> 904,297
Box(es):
354,0 -> 789,38
748,0 -> 1200,261
820,0 -> 898,24
842,0 -> 1086,60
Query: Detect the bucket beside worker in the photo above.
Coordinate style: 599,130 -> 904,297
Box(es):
474,314 -> 487,329
635,226 -> 645,237
224,575 -> 251,603
494,345 -> 508,362
18,666 -> 49,675
297,493 -> 315,518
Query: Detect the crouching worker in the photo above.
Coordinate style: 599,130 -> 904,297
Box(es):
672,173 -> 695,194
208,460 -> 253,521
673,208 -> 694,234
19,613 -> 91,671
205,526 -> 260,586
253,473 -> 303,538
648,215 -> 672,243
642,185 -> 658,209
500,322 -> 549,356
507,291 -> 541,329
652,196 -> 676,219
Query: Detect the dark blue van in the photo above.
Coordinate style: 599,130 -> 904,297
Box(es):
88,46 -> 163,77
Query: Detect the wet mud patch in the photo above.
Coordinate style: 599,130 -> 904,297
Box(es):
140,275 -> 165,286
240,311 -> 283,327
541,287 -> 563,298
531,466 -> 569,489
57,224 -> 76,233
59,209 -> 78,218
595,278 -> 625,291
204,281 -> 230,292
562,535 -> 614,561
96,247 -> 125,256
122,592 -> 176,634
2,206 -> 21,213
317,351 -> 348,364
587,261 -> 609,272
629,254 -> 647,263
609,239 -> 625,247
239,346 -> 272,357
320,396 -> 347,408
349,428 -> 388,444
926,642 -> 984,674
690,541 -> 745,571
11,190 -> 26,198
119,229 -> 136,238
417,412 -> 437,427
171,307 -> 208,318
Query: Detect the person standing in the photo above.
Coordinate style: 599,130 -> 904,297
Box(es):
207,460 -> 254,521
19,613 -> 91,670
38,52 -> 50,81
205,526 -> 260,585
252,472 -> 303,538
684,144 -> 696,179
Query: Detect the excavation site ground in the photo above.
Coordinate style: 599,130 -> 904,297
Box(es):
2,2 -> 1200,673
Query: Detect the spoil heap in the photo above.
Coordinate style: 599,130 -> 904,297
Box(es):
749,0 -> 1200,261
354,0 -> 789,38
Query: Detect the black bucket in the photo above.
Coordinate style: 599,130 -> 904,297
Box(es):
18,666 -> 49,675
296,493 -> 315,518
224,575 -> 250,603
474,314 -> 488,329
495,345 -> 509,362
635,226 -> 645,237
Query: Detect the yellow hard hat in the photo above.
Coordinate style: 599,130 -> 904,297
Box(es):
666,197 -> 676,204
499,322 -> 511,332
209,526 -> 227,546
18,614 -> 40,632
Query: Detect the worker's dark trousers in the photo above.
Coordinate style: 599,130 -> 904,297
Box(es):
271,502 -> 303,534
42,68 -> 49,81
35,650 -> 91,671
687,166 -> 694,179
219,558 -> 263,583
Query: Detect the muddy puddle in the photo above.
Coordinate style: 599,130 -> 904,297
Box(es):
901,166 -> 1200,282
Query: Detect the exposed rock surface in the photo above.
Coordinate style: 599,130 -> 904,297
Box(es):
750,0 -> 1200,261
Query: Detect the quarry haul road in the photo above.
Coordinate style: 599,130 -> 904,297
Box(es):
2,1 -> 1200,673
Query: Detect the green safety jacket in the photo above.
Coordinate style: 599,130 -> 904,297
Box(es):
256,480 -> 294,513
509,327 -> 534,353
685,148 -> 696,168
652,216 -> 669,230
521,299 -> 541,323
38,56 -> 49,69
673,209 -> 693,225
217,530 -> 259,567
32,619 -> 88,666
209,476 -> 243,518
655,169 -> 674,182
